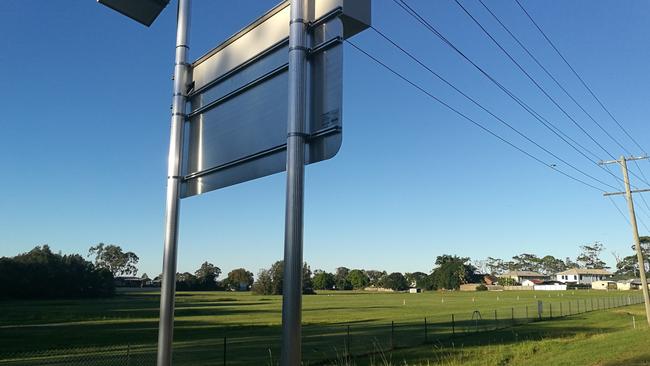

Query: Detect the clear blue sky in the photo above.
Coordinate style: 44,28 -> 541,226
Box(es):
2,1 -> 649,278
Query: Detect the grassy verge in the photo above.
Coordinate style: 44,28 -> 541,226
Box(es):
349,304 -> 649,366
0,290 -> 644,365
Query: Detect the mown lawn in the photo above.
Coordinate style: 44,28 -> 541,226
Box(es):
0,289 -> 644,365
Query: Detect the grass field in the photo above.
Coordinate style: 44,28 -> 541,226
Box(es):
0,290 -> 645,365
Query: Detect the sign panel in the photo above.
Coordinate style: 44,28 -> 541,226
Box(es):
180,0 -> 370,198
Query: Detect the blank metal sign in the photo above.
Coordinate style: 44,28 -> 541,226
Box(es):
180,0 -> 370,198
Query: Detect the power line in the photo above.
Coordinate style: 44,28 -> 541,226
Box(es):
477,0 -> 650,187
475,0 -> 637,160
608,196 -> 630,226
391,0 -> 626,188
369,25 -> 618,191
514,0 -> 647,156
452,0 -> 617,162
345,38 -> 607,193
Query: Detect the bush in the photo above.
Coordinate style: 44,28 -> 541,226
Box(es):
476,284 -> 488,291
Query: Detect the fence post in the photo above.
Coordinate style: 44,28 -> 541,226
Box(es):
550,303 -> 553,319
494,309 -> 498,329
560,302 -> 563,317
591,298 -> 593,312
526,305 -> 529,319
390,321 -> 394,350
577,300 -> 580,313
424,317 -> 428,343
451,314 -> 455,336
584,299 -> 587,312
346,324 -> 350,357
223,336 -> 227,366
511,307 -> 514,325
537,301 -> 543,320
568,301 -> 571,315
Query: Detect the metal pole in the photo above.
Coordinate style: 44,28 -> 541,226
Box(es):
157,1 -> 190,365
280,0 -> 308,364
620,156 -> 650,326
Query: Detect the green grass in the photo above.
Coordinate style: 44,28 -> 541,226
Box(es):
354,305 -> 650,366
0,290 -> 644,365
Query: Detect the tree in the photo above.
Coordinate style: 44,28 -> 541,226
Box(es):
225,268 -> 254,291
615,255 -> 638,278
302,263 -> 314,294
430,255 -> 478,290
382,272 -> 409,291
364,270 -> 386,287
346,269 -> 369,289
334,267 -> 352,290
88,243 -> 139,276
252,269 -> 273,295
312,270 -> 335,290
538,255 -> 567,275
565,256 -> 580,269
630,236 -> 650,271
511,253 -> 540,272
577,242 -> 608,269
485,257 -> 504,275
404,272 -> 428,288
194,261 -> 221,290
251,261 -> 313,295
175,272 -> 198,291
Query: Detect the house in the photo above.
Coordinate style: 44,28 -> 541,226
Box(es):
556,268 -> 612,285
617,279 -> 642,290
521,279 -> 544,287
502,271 -> 548,284
114,276 -> 149,288
591,280 -> 617,290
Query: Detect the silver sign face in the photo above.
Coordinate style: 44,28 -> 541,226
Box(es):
180,0 -> 370,198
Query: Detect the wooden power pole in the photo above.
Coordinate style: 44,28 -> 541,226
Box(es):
600,155 -> 650,327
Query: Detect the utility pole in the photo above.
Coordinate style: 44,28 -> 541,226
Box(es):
600,155 -> 650,327
281,0 -> 308,364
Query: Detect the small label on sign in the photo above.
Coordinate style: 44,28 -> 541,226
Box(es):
321,109 -> 340,127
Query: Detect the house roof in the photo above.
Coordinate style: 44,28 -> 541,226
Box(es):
556,268 -> 612,276
503,271 -> 545,277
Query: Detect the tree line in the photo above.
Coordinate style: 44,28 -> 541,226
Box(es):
3,239 -> 647,299
0,245 -> 114,300
474,239 -> 650,279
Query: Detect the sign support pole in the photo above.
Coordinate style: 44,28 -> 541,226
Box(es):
157,0 -> 191,365
281,0 -> 308,364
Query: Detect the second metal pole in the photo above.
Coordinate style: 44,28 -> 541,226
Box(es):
280,0 -> 308,364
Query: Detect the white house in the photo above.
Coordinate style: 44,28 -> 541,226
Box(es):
556,268 -> 612,285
